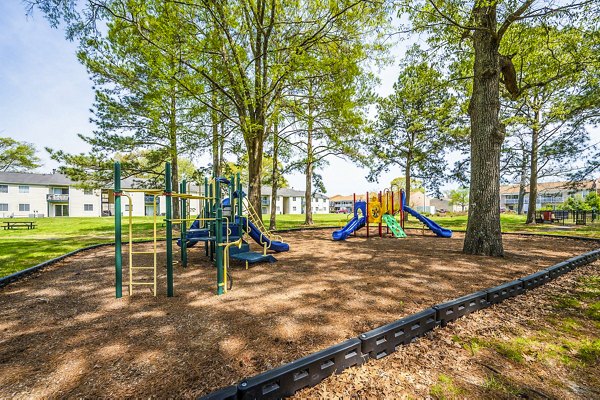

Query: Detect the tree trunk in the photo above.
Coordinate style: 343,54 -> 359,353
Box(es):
270,124 -> 279,230
246,129 -> 264,221
211,89 -> 221,177
169,91 -> 180,219
526,109 -> 540,224
304,85 -> 314,225
517,147 -> 529,215
463,4 -> 504,257
404,155 -> 411,221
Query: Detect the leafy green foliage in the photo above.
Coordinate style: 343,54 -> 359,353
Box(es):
364,46 -> 461,199
448,188 -> 469,211
0,137 -> 41,172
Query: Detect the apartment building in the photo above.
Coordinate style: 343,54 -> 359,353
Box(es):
500,180 -> 599,213
0,171 -> 202,218
260,187 -> 329,215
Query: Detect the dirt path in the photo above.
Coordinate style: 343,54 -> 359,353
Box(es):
0,230 -> 596,398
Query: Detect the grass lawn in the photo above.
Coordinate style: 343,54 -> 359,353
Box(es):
1,213 -> 598,278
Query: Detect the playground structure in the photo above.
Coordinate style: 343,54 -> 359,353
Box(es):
113,161 -> 289,298
332,188 -> 452,240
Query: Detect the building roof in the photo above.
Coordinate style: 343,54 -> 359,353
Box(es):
0,171 -> 154,189
260,186 -> 328,199
500,180 -> 598,195
329,194 -> 366,202
0,171 -> 72,186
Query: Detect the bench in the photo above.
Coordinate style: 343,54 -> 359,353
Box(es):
2,221 -> 37,230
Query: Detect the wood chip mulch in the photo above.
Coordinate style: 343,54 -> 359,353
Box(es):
0,230 -> 597,398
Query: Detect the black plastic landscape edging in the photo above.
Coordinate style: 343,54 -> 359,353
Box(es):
198,247 -> 600,400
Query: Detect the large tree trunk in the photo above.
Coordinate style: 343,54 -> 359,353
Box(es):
270,124 -> 279,230
246,131 -> 264,221
211,89 -> 221,177
526,109 -> 540,224
463,5 -> 504,257
517,147 -> 529,215
304,85 -> 314,225
169,91 -> 180,219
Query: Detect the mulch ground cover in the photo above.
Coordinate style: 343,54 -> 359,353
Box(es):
0,229 -> 597,398
296,261 -> 600,399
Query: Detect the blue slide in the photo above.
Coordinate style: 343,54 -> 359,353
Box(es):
239,217 -> 289,252
404,205 -> 452,238
332,200 -> 367,241
332,215 -> 366,241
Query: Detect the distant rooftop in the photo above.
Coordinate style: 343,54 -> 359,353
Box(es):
500,180 -> 599,194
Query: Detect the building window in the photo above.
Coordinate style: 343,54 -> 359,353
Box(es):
293,206 -> 297,211
52,187 -> 68,195
84,204 -> 94,211
19,204 -> 30,212
124,204 -> 130,212
19,186 -> 29,193
0,203 -> 7,211
293,197 -> 296,201
84,188 -> 93,195
0,185 -> 7,193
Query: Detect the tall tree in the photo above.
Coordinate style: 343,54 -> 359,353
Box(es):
0,137 -> 41,172
45,2 -> 206,217
448,187 -> 469,212
28,0 -> 390,221
365,46 -> 460,208
404,0 -> 594,256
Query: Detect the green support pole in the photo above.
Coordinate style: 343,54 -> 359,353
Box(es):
180,180 -> 187,268
216,207 -> 224,295
165,162 -> 174,297
237,172 -> 243,217
114,162 -> 122,298
204,177 -> 209,257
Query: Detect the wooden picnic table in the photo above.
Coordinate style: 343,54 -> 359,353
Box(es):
2,221 -> 37,230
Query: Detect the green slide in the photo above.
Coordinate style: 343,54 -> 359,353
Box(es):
382,214 -> 407,238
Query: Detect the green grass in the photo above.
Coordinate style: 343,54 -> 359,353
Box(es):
429,374 -> 463,399
0,217 -> 163,277
1,212 -> 599,278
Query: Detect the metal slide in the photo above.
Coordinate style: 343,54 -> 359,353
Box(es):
332,215 -> 366,241
404,205 -> 452,238
382,214 -> 407,238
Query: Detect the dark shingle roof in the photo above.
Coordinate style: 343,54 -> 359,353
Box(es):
260,186 -> 328,199
0,171 -> 72,185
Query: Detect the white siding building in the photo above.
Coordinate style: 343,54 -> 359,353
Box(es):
0,171 -> 202,218
259,186 -> 330,215
500,180 -> 599,213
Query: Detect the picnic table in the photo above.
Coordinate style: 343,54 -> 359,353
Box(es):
2,221 -> 37,230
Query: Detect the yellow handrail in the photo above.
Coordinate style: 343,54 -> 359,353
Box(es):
219,238 -> 243,293
243,198 -> 284,244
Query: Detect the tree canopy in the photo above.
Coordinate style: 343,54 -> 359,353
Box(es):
0,137 -> 42,172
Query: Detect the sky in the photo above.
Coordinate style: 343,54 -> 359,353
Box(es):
1,3 -> 596,197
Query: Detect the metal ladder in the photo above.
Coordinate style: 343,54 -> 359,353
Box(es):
122,192 -> 159,296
